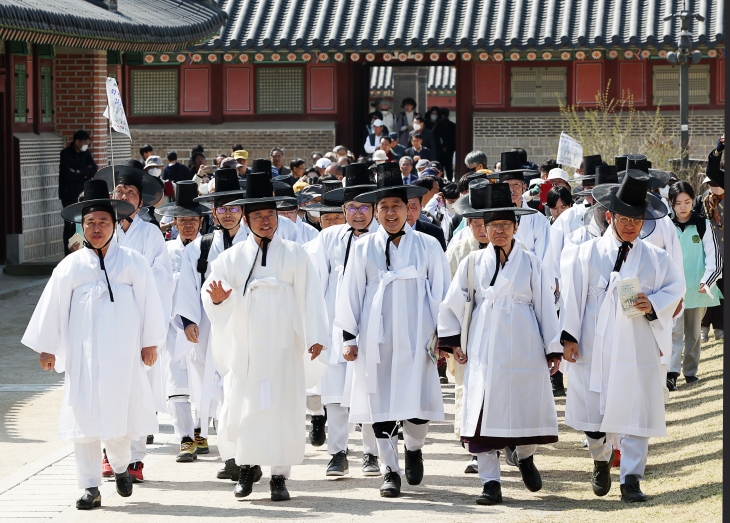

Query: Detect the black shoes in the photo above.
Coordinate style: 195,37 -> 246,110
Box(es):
114,470 -> 133,498
476,481 -> 502,505
362,453 -> 380,476
76,487 -> 101,510
270,475 -> 290,501
380,467 -> 401,497
685,375 -> 700,384
326,450 -> 349,477
234,465 -> 263,498
666,377 -> 678,391
513,451 -> 542,492
404,448 -> 424,485
438,364 -> 448,384
309,415 -> 326,447
146,434 -> 154,444
217,458 -> 239,481
551,371 -> 566,396
591,450 -> 614,497
620,474 -> 647,503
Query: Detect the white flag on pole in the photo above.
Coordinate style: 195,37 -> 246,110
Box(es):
556,132 -> 583,169
104,77 -> 131,138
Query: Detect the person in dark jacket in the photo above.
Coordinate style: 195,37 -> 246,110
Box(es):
406,189 -> 447,251
404,132 -> 433,162
162,151 -> 193,183
59,130 -> 98,255
409,115 -> 438,154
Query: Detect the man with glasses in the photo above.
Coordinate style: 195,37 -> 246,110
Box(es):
561,170 -> 684,503
202,172 -> 329,501
303,165 -> 382,478
335,162 -> 450,497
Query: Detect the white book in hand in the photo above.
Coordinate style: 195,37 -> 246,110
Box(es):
617,277 -> 645,319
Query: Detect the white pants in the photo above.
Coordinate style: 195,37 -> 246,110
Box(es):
169,397 -> 194,440
477,445 -> 536,485
325,403 -> 378,456
376,421 -> 429,475
306,394 -> 325,416
587,434 -> 649,483
130,436 -> 146,464
75,436 -> 130,489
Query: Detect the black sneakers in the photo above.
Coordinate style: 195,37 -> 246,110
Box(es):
270,475 -> 291,501
513,451 -> 542,492
326,450 -> 349,477
592,450 -> 614,497
234,465 -> 262,498
404,448 -> 424,485
217,458 -> 239,481
620,474 -> 647,503
114,470 -> 133,498
476,481 -> 502,505
551,371 -> 566,396
380,467 -> 401,497
309,415 -> 326,447
76,487 -> 101,510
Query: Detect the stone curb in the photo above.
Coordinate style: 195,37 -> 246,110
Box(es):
0,278 -> 49,301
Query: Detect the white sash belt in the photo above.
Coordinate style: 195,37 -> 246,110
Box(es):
364,266 -> 422,394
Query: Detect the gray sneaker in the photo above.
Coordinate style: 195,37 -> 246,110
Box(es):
326,450 -> 349,477
700,327 -> 709,342
714,329 -> 724,340
362,453 -> 381,476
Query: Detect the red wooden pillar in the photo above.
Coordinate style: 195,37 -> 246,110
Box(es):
455,60 -> 474,179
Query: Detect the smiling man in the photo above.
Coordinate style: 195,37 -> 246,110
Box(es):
560,170 -> 685,503
22,180 -> 166,511
202,172 -> 329,502
334,162 -> 450,497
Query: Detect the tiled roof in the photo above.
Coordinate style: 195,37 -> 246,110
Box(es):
369,66 -> 456,92
0,0 -> 227,51
206,0 -> 723,51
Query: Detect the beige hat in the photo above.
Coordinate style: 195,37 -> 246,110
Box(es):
372,150 -> 388,163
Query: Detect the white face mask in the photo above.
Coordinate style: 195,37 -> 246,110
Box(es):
81,144 -> 89,152
149,168 -> 162,177
445,201 -> 455,213
308,210 -> 321,218
413,123 -> 421,131
430,114 -> 438,121
659,185 -> 670,199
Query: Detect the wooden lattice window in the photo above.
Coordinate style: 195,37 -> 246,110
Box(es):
652,65 -> 710,105
41,66 -> 53,123
256,67 -> 304,114
14,64 -> 26,123
510,67 -> 567,107
130,69 -> 178,116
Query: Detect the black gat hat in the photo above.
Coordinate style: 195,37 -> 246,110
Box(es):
61,179 -> 135,223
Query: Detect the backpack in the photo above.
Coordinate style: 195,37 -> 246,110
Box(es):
196,233 -> 215,288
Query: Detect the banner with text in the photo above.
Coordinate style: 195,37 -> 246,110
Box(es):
104,77 -> 130,139
556,132 -> 583,169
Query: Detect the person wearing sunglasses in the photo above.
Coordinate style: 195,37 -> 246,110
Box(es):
561,170 -> 684,503
302,165 -> 382,479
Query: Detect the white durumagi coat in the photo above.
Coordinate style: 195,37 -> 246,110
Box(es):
550,201 -> 590,283
334,224 -> 450,423
116,215 -> 174,412
304,222 -> 379,404
561,232 -> 685,437
21,242 -> 165,441
173,226 -> 247,437
438,245 -> 561,439
292,215 -> 320,245
202,234 -> 330,466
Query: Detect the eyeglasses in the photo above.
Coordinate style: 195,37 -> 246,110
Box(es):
614,215 -> 644,225
486,221 -> 514,231
215,206 -> 241,214
345,205 -> 371,215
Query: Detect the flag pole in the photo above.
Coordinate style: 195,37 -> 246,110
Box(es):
109,102 -> 115,190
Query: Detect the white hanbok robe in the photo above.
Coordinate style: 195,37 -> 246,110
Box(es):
561,233 -> 685,437
334,224 -> 450,423
292,215 -> 319,245
174,226 -> 247,436
551,201 -> 590,284
304,222 -> 379,405
202,234 -> 329,466
21,242 -> 165,441
116,215 -> 173,412
438,245 -> 561,441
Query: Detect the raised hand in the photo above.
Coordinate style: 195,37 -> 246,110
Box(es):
206,280 -> 232,305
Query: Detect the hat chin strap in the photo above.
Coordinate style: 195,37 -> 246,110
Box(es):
242,214 -> 278,295
343,214 -> 375,271
83,233 -> 115,302
610,215 -> 634,272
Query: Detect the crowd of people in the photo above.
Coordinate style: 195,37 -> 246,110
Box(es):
36,127 -> 724,510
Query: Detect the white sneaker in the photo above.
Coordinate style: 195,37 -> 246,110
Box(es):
464,456 -> 478,474
700,327 -> 709,342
